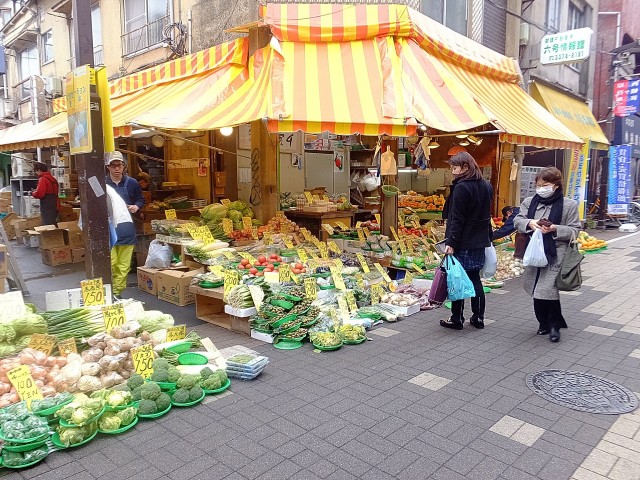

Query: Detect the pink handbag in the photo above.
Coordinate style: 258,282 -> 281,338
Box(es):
428,258 -> 448,304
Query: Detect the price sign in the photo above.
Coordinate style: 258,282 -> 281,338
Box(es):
27,334 -> 57,355
242,216 -> 253,232
300,229 -> 312,241
263,231 -> 273,245
201,227 -> 216,245
363,227 -> 371,238
223,251 -> 236,260
330,266 -> 346,290
164,209 -> 177,220
355,273 -> 365,289
0,291 -> 27,321
374,213 -> 381,225
221,198 -> 231,206
327,240 -> 341,254
355,221 -> 362,228
131,344 -> 154,379
406,239 -> 416,253
304,277 -> 317,299
318,243 -> 329,259
185,223 -> 199,238
356,253 -> 370,273
81,278 -> 104,306
297,249 -> 308,262
389,242 -> 399,255
403,272 -> 415,284
251,226 -> 259,240
208,265 -> 225,276
284,237 -> 295,249
224,270 -> 240,300
334,259 -> 344,270
7,366 -> 42,408
413,264 -> 426,275
200,338 -> 227,369
413,219 -> 421,229
238,252 -> 257,264
337,296 -> 350,317
336,221 -> 350,230
374,263 -> 392,282
102,303 -> 126,331
166,324 -> 186,342
248,285 -> 264,309
371,284 -> 382,304
57,338 -> 77,356
279,266 -> 292,282
397,239 -> 407,254
345,291 -> 358,312
304,191 -> 314,204
276,210 -> 285,218
312,194 -> 321,203
307,259 -> 318,270
390,226 -> 400,241
357,228 -> 365,242
321,224 -> 335,235
308,249 -> 320,259
222,218 -> 234,236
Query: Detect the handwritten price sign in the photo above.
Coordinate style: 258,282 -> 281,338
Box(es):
102,303 -> 126,332
131,344 -> 154,378
304,277 -> 317,299
164,209 -> 177,220
57,338 -> 77,356
166,325 -> 186,342
80,278 -> 104,306
7,365 -> 42,408
356,253 -> 370,273
27,334 -> 57,355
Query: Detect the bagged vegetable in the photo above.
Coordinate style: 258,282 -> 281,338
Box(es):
100,371 -> 125,389
523,229 -> 548,268
82,347 -> 104,363
77,375 -> 102,393
144,240 -> 172,268
81,363 -> 101,376
98,353 -> 128,373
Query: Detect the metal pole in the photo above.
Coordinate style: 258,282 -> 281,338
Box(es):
71,0 -> 111,282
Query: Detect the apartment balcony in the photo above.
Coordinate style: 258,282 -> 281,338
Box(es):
121,15 -> 170,56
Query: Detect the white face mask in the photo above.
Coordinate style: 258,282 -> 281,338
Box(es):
536,185 -> 555,198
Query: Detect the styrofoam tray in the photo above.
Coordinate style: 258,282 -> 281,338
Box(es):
381,302 -> 420,317
225,305 -> 257,317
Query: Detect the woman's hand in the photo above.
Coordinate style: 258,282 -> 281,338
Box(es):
528,220 -> 540,230
540,224 -> 557,234
444,245 -> 454,255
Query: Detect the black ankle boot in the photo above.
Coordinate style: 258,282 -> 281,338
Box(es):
440,319 -> 463,330
549,328 -> 560,342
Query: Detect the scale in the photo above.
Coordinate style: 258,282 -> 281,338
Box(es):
0,219 -> 29,295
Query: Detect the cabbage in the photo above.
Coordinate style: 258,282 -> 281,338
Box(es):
98,413 -> 122,431
106,391 -> 132,408
58,425 -> 89,446
200,204 -> 227,222
227,210 -> 242,221
118,407 -> 137,427
134,311 -> 175,333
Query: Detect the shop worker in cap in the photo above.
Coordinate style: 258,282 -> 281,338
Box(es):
105,152 -> 144,300
31,161 -> 60,226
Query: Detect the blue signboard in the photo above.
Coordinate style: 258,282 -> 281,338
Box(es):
613,115 -> 640,157
608,145 -> 632,214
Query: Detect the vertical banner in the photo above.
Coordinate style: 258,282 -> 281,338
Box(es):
565,139 -> 590,220
608,145 -> 632,215
65,65 -> 95,154
96,67 -> 114,153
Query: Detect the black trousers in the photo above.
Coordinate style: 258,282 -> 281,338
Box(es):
533,298 -> 568,330
450,269 -> 485,323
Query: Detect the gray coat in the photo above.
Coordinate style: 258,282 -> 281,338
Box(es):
514,196 -> 580,300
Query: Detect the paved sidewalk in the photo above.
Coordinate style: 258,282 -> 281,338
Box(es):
5,232 -> 640,480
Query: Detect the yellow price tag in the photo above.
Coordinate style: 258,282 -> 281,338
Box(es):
356,253 -> 370,273
279,266 -> 292,282
336,221 -> 350,230
222,218 -> 234,236
355,273 -> 365,289
389,242 -> 399,255
337,296 -> 349,317
208,265 -> 225,277
7,366 -> 42,408
363,227 -> 371,238
57,338 -> 77,356
308,249 -> 320,260
263,231 -> 273,245
398,239 -> 408,254
131,344 -> 154,379
403,272 -> 414,285
221,198 -> 231,206
166,325 -> 187,342
223,251 -> 236,260
284,237 -> 295,249
81,278 -> 104,306
374,263 -> 392,282
355,221 -> 362,228
27,334 -> 57,355
297,249 -> 308,262
406,239 -> 416,253
251,226 -> 259,240
238,252 -> 257,264
371,284 -> 384,304
357,228 -> 365,242
102,303 -> 126,332
224,270 -> 240,301
312,194 -> 321,203
413,264 -> 426,275
374,213 -> 381,225
304,191 -> 314,204
390,226 -> 400,241
304,277 -> 317,299
164,209 -> 177,220
321,224 -> 335,235
334,259 -> 344,271
242,217 -> 253,232
327,240 -> 341,254
345,291 -> 358,312
330,266 -> 346,291
318,243 -> 329,259
300,229 -> 312,242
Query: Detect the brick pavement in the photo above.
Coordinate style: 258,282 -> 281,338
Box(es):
5,231 -> 640,479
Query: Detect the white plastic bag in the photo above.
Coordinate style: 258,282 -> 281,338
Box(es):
523,229 -> 548,267
481,245 -> 498,278
144,240 -> 172,268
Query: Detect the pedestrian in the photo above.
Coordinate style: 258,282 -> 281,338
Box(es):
440,151 -> 493,330
105,185 -> 136,301
105,152 -> 144,216
513,166 -> 580,343
493,206 -> 519,240
31,161 -> 60,226
136,172 -> 151,191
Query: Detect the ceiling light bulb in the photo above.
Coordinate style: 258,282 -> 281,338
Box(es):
171,135 -> 185,147
220,127 -> 234,136
459,140 -> 470,146
428,141 -> 440,149
455,133 -> 468,139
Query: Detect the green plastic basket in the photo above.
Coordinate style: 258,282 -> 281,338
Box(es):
171,391 -> 205,407
32,396 -> 74,417
203,378 -> 231,395
1,445 -> 49,469
178,352 -> 209,366
271,314 -> 298,328
381,185 -> 399,197
98,416 -> 139,435
51,429 -> 98,449
1,438 -> 48,453
165,341 -> 192,354
138,404 -> 172,419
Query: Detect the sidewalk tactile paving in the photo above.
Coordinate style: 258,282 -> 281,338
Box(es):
202,390 -> 233,405
629,349 -> 640,359
561,291 -> 583,296
489,415 -> 545,446
584,325 -> 617,336
370,327 -> 400,337
408,372 -> 452,391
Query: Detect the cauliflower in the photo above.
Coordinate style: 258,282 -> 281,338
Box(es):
155,393 -> 171,412
117,407 -> 137,426
176,375 -> 197,389
127,374 -> 145,390
171,388 -> 191,404
189,386 -> 204,401
140,382 -> 162,400
138,399 -> 157,415
167,366 -> 181,383
150,369 -> 169,382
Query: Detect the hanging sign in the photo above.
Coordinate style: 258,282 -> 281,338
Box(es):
131,344 -> 154,379
608,145 -> 632,215
81,278 -> 104,306
65,64 -> 94,155
318,243 -> 329,259
164,209 -> 177,220
7,366 -> 42,408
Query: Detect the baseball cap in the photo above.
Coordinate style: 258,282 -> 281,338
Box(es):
106,151 -> 124,165
447,145 -> 467,156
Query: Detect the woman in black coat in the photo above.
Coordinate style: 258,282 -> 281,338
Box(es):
440,152 -> 493,330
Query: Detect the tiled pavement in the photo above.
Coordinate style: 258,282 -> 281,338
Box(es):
7,231 -> 640,479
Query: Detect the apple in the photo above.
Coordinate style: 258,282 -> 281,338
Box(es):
293,268 -> 301,274
295,263 -> 303,269
267,263 -> 274,269
256,271 -> 264,276
269,254 -> 278,260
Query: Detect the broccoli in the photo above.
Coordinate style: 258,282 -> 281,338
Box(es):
176,375 -> 197,389
153,358 -> 170,371
111,383 -> 131,392
171,388 -> 191,404
150,369 -> 169,382
138,399 -> 158,415
155,392 -> 171,412
140,382 -> 162,401
131,386 -> 142,401
199,367 -> 214,380
214,370 -> 228,384
201,376 -> 222,390
127,374 -> 145,390
189,386 -> 204,401
167,367 -> 181,383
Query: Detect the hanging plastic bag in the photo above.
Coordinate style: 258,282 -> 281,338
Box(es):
481,245 -> 498,278
144,240 -> 172,268
522,229 -> 548,267
444,256 -> 476,301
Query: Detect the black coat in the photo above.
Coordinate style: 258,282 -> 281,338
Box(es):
443,177 -> 493,251
492,207 -> 519,240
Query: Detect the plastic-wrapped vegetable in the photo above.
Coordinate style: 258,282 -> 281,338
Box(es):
118,406 -> 137,426
98,412 -> 122,431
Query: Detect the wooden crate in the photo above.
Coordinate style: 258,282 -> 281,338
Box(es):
189,285 -> 250,335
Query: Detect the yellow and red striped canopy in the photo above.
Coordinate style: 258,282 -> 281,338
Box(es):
0,114 -> 68,151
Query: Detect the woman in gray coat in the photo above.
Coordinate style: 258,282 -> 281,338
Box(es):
514,167 -> 580,343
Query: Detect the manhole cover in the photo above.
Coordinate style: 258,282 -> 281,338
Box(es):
526,370 -> 638,414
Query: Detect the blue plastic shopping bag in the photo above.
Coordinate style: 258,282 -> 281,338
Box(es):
444,255 -> 476,301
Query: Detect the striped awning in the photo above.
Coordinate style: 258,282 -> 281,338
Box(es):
0,114 -> 68,151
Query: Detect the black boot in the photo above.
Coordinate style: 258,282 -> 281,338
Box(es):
470,316 -> 484,329
549,328 -> 560,343
440,319 -> 463,330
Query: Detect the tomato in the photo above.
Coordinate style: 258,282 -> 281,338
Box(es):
238,264 -> 245,269
295,263 -> 303,269
267,263 -> 274,269
269,254 -> 278,260
292,268 -> 301,274
256,271 -> 264,276
240,259 -> 249,266
258,256 -> 267,263
249,268 -> 258,274
276,256 -> 282,262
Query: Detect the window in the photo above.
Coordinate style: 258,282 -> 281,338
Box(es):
122,0 -> 170,56
421,0 -> 468,36
568,2 -> 585,72
546,0 -> 561,32
41,31 -> 54,64
18,45 -> 39,100
92,4 -> 104,65
0,8 -> 12,28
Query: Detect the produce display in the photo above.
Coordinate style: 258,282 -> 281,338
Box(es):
399,192 -> 445,212
0,305 -> 47,358
577,231 -> 607,252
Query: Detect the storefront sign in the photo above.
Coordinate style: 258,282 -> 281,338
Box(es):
65,65 -> 95,154
614,115 -> 640,157
540,28 -> 592,65
565,139 -> 590,220
608,145 -> 632,214
613,79 -> 640,117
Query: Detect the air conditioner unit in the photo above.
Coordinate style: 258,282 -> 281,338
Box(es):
0,98 -> 16,119
11,152 -> 35,177
45,77 -> 63,97
519,22 -> 530,46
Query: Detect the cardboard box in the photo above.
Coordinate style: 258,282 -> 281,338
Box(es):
71,248 -> 85,263
41,246 -> 73,266
33,225 -> 66,249
0,244 -> 7,277
157,269 -> 199,306
12,216 -> 41,241
57,221 -> 84,248
23,232 -> 40,248
45,285 -> 112,310
0,278 -> 6,293
137,267 -> 158,295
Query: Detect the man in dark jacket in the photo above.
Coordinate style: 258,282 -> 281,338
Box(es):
105,152 -> 144,214
31,162 -> 59,225
492,207 -> 519,240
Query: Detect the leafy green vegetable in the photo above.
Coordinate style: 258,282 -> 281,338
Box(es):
118,407 -> 138,426
98,412 -> 122,431
200,204 -> 227,223
57,422 -> 96,446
